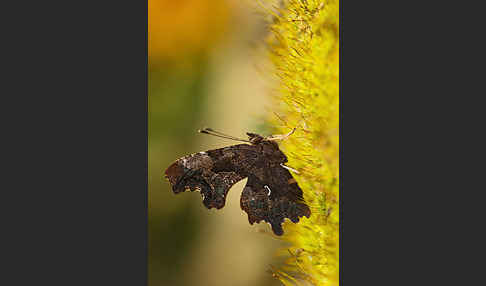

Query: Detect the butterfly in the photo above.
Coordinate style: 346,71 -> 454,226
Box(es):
164,128 -> 311,236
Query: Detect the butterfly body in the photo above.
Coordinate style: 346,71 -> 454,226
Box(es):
164,131 -> 310,236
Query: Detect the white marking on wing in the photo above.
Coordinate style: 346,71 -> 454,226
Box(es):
264,185 -> 271,196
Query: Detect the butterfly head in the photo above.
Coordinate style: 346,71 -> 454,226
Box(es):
246,132 -> 265,144
247,132 -> 288,163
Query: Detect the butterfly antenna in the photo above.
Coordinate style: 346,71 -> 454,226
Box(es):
203,128 -> 245,139
198,128 -> 250,143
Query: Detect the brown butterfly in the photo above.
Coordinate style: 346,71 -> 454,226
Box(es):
164,128 -> 310,236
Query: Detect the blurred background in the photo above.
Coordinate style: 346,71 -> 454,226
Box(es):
148,0 -> 287,285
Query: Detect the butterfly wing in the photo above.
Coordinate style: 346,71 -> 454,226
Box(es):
164,144 -> 259,209
240,165 -> 311,236
165,141 -> 311,236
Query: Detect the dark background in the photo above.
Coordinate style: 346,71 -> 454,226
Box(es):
2,0 -> 478,285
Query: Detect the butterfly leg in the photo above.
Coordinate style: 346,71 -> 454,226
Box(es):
266,127 -> 296,141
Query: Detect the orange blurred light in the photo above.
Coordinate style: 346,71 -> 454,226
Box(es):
148,0 -> 232,62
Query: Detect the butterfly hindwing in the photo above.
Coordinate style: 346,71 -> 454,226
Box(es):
240,165 -> 311,236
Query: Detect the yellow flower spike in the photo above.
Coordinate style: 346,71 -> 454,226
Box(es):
259,0 -> 339,285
